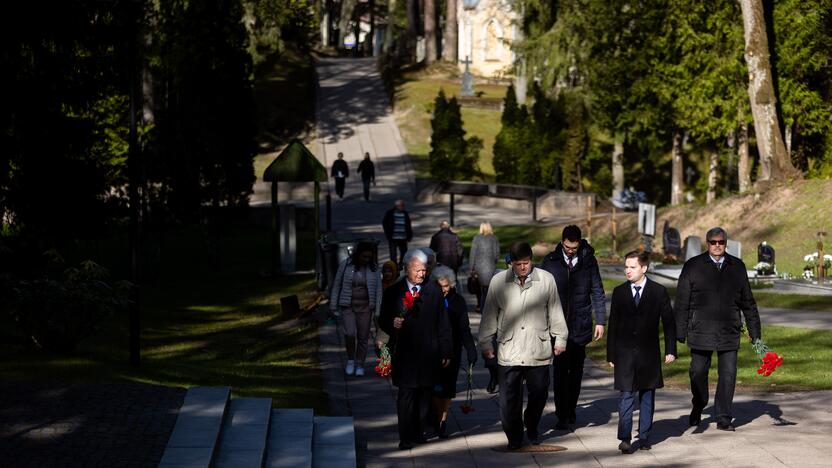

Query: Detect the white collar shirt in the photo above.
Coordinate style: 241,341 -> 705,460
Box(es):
630,276 -> 647,298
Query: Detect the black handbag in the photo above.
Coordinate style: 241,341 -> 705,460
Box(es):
466,270 -> 480,295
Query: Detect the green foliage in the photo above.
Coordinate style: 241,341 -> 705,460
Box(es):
243,0 -> 319,66
5,256 -> 130,353
429,90 -> 482,181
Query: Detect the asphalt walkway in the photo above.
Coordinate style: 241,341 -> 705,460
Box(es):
313,57 -> 832,468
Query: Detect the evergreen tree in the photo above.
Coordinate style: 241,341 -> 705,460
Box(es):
429,90 -> 481,181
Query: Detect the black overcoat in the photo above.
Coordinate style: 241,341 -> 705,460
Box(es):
379,279 -> 452,388
540,240 -> 607,345
675,253 -> 761,351
606,278 -> 677,391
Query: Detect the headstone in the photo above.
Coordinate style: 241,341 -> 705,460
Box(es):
416,36 -> 426,63
460,56 -> 474,97
758,241 -> 775,265
683,236 -> 702,261
727,239 -> 742,259
638,203 -> 656,236
662,221 -> 682,257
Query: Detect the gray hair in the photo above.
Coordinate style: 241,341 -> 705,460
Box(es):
403,249 -> 428,267
431,266 -> 456,287
706,227 -> 728,241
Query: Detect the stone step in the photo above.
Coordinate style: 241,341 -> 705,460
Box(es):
159,386 -> 231,468
265,408 -> 314,468
213,397 -> 273,468
312,416 -> 356,468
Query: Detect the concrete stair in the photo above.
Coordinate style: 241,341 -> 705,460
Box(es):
158,387 -> 355,468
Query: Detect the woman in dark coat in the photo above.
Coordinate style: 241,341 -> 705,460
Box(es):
429,266 -> 477,438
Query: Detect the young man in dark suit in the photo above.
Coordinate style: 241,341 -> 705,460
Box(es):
607,251 -> 677,454
379,249 -> 452,450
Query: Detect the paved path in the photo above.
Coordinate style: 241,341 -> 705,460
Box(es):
314,57 -> 832,468
0,382 -> 184,468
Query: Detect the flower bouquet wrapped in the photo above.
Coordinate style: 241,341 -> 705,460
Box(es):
375,344 -> 392,377
460,363 -> 475,414
752,338 -> 783,377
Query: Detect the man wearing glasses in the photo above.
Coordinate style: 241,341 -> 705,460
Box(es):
675,227 -> 761,432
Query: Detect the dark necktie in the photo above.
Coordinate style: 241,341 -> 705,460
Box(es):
567,258 -> 574,271
634,286 -> 642,306
412,286 -> 418,295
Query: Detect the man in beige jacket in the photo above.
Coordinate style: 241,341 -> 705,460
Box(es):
480,242 -> 568,450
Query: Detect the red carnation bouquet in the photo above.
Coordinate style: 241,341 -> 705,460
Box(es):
752,338 -> 783,377
460,363 -> 475,414
375,290 -> 420,378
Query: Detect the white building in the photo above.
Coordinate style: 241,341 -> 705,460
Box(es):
457,0 -> 520,78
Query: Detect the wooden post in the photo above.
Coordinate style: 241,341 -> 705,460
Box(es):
611,206 -> 618,256
586,196 -> 593,244
314,181 -> 321,243
450,193 -> 455,227
532,192 -> 537,222
271,181 -> 280,276
818,231 -> 827,280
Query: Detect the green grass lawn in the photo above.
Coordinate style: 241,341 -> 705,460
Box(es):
393,68 -> 507,181
0,225 -> 328,413
586,325 -> 832,391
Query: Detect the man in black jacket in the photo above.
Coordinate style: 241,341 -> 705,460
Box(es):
607,251 -> 676,453
382,200 -> 413,268
541,225 -> 607,430
429,220 -> 463,277
357,152 -> 375,201
379,249 -> 452,450
675,227 -> 761,432
331,152 -> 349,198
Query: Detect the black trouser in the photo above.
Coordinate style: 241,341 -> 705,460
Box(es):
388,239 -> 407,268
396,386 -> 431,443
361,178 -> 371,200
498,365 -> 550,446
335,177 -> 346,198
689,348 -> 738,423
552,340 -> 586,423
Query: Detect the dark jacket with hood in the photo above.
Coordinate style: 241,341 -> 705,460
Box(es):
429,228 -> 463,271
675,252 -> 761,351
540,239 -> 606,345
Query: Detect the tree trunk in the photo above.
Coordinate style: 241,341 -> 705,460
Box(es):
368,0 -> 375,55
671,129 -> 684,206
407,0 -> 420,59
611,135 -> 624,201
384,0 -> 395,53
738,0 -> 800,182
738,121 -> 751,193
442,0 -> 457,62
706,148 -> 719,204
424,0 -> 437,63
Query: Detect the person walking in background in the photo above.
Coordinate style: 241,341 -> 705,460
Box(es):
379,249 -> 452,450
330,242 -> 382,377
469,222 -> 500,313
607,251 -> 676,454
430,221 -> 463,279
676,227 -> 761,432
469,222 -> 501,393
479,242 -> 568,450
331,152 -> 349,199
541,225 -> 606,430
382,200 -> 413,268
357,152 -> 376,201
429,266 -> 477,439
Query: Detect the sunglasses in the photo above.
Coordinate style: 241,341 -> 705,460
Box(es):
707,240 -> 726,246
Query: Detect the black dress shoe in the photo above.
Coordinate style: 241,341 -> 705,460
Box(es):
689,407 -> 702,426
413,436 -> 428,444
568,414 -> 576,424
527,430 -> 539,444
716,421 -> 736,431
399,441 -> 414,450
438,421 -> 449,439
506,442 -> 522,451
618,440 -> 632,454
487,377 -> 498,394
555,421 -> 569,430
638,440 -> 652,450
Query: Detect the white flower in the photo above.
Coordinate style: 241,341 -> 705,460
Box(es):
805,254 -> 814,261
825,255 -> 832,261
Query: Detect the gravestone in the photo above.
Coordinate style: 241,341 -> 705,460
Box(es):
727,239 -> 742,259
758,241 -> 775,265
460,56 -> 474,97
663,221 -> 682,258
683,236 -> 702,261
279,204 -> 297,271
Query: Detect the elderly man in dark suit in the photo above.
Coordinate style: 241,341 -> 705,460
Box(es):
379,249 -> 452,450
607,251 -> 676,454
676,227 -> 761,432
